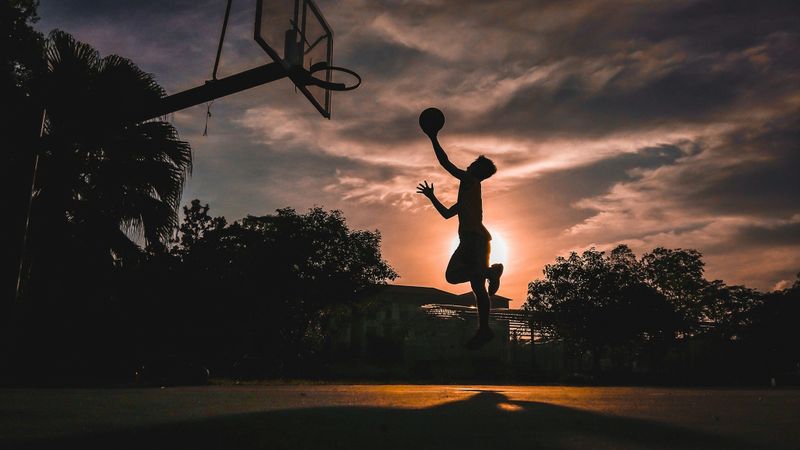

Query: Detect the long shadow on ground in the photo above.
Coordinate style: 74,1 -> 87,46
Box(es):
10,391 -> 760,450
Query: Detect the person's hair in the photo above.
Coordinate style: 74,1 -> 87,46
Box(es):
471,155 -> 497,180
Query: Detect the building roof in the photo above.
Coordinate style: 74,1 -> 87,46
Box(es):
367,284 -> 463,306
367,284 -> 512,308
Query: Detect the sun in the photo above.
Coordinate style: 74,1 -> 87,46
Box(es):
449,231 -> 509,266
491,232 -> 510,265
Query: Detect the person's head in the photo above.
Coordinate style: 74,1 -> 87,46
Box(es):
467,155 -> 497,181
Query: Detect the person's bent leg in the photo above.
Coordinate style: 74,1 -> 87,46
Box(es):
445,245 -> 471,284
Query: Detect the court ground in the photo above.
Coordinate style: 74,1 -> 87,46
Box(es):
2,385 -> 798,449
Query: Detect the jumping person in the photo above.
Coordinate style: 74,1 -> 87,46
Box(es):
416,126 -> 503,350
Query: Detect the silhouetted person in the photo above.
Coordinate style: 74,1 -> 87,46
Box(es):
417,129 -> 503,350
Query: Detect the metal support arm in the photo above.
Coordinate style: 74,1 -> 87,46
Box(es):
139,62 -> 288,121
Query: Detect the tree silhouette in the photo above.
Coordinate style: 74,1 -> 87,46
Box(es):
121,203 -> 398,378
525,246 -> 681,373
640,248 -> 763,337
24,30 -> 191,299
641,247 -> 706,325
4,30 -> 192,383
743,274 -> 800,378
523,246 -> 798,381
174,199 -> 227,253
3,0 -> 45,307
701,281 -> 761,340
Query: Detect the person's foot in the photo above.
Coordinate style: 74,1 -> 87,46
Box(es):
488,263 -> 504,296
465,327 -> 495,350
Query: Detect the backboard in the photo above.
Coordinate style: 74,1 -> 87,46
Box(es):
255,0 -> 334,118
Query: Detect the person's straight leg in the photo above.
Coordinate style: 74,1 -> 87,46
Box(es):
466,277 -> 494,350
470,277 -> 490,330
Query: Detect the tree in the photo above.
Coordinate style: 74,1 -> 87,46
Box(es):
525,245 -> 681,373
5,30 -> 192,382
0,1 -> 43,87
125,203 -> 398,376
25,30 -> 191,299
174,199 -> 227,253
701,280 -> 762,339
641,247 -> 707,324
3,0 -> 45,305
743,273 -> 800,378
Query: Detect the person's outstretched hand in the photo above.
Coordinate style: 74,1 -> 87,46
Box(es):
416,181 -> 435,199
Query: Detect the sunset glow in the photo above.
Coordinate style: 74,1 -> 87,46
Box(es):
490,232 -> 510,267
449,231 -> 509,267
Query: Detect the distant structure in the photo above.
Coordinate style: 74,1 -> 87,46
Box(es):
328,285 -> 531,378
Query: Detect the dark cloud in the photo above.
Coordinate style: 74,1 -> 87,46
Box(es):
732,221 -> 800,247
637,0 -> 800,51
690,117 -> 800,216
471,38 -> 799,139
348,40 -> 429,78
335,110 -> 418,144
38,0 -> 200,18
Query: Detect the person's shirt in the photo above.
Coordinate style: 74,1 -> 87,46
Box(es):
457,174 -> 491,240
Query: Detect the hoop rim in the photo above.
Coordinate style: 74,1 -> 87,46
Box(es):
305,64 -> 361,91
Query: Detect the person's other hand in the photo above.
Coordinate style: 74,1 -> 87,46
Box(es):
416,181 -> 434,198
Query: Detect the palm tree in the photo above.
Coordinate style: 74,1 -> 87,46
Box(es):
28,30 -> 191,290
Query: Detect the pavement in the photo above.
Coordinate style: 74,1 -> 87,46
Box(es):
1,385 -> 798,449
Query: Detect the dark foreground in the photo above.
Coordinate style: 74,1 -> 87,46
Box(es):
2,385 -> 798,449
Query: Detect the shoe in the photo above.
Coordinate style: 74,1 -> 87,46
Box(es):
465,327 -> 495,350
488,263 -> 504,296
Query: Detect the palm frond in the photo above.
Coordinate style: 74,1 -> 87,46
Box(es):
35,31 -> 193,262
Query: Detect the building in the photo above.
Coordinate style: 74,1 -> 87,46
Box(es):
329,284 -> 528,379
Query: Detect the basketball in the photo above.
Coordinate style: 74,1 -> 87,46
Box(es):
419,107 -> 445,135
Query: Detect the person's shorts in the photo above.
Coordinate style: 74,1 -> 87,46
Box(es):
451,232 -> 490,275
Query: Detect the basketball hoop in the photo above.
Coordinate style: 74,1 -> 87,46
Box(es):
139,0 -> 361,121
301,62 -> 361,91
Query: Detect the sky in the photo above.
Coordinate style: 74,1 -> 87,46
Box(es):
36,0 -> 800,306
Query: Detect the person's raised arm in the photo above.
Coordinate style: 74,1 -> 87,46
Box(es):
429,135 -> 467,180
416,181 -> 458,219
